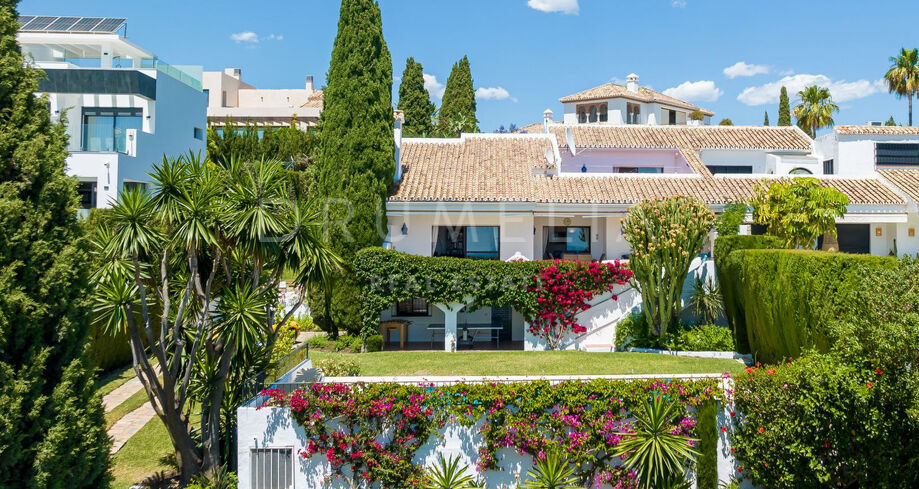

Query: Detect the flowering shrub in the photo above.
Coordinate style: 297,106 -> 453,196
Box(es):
260,379 -> 718,488
527,260 -> 632,349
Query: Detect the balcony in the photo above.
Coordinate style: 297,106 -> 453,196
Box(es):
38,68 -> 156,99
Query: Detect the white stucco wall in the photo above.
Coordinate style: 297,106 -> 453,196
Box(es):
559,148 -> 691,174
699,149 -> 768,174
387,211 -> 535,261
896,214 -> 919,256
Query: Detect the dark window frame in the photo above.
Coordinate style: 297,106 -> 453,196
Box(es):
823,159 -> 834,174
706,165 -> 753,175
876,143 -> 919,166
432,225 -> 500,260
543,226 -> 591,259
395,298 -> 429,317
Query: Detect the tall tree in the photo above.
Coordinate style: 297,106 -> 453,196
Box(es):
310,0 -> 393,339
0,3 -> 111,487
886,116 -> 898,126
438,55 -> 478,134
778,86 -> 791,126
793,85 -> 839,138
884,47 -> 919,126
763,111 -> 770,126
398,57 -> 435,137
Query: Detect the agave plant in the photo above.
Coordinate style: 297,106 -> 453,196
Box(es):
613,396 -> 699,489
523,450 -> 580,489
423,454 -> 476,489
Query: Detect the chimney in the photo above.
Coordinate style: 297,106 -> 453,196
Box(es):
224,68 -> 242,80
394,110 -> 405,182
626,73 -> 639,93
543,108 -> 553,133
305,75 -> 314,93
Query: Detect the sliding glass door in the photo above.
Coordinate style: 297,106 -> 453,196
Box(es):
433,226 -> 499,259
81,107 -> 142,153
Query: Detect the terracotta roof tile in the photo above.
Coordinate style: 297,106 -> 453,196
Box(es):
879,169 -> 919,203
299,89 -> 323,108
836,125 -> 919,136
558,83 -> 714,115
546,124 -> 812,151
392,135 -> 903,206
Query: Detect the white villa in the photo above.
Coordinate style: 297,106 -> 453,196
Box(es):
378,80 -> 919,352
17,16 -> 207,212
202,68 -> 322,130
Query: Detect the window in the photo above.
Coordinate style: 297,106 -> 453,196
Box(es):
221,90 -> 227,107
626,103 -> 641,124
599,104 -> 608,122
823,159 -> 834,175
589,105 -> 598,123
543,226 -> 591,259
250,447 -> 293,489
706,165 -> 753,175
81,107 -> 142,153
617,167 -> 663,174
577,106 -> 587,123
123,181 -> 147,194
668,109 -> 677,125
193,126 -> 204,140
789,167 -> 813,175
876,143 -> 919,166
396,298 -> 429,316
77,181 -> 96,209
433,226 -> 499,259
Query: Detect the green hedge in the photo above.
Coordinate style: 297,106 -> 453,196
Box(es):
695,399 -> 719,489
713,235 -> 783,353
734,250 -> 896,362
86,322 -> 132,372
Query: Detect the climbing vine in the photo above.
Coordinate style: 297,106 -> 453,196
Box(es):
259,378 -> 721,488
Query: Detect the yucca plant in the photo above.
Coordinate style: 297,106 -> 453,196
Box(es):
613,396 -> 699,489
689,276 -> 723,324
423,454 -> 476,489
523,450 -> 580,489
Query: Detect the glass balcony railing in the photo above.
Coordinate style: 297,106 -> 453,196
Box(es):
139,58 -> 202,91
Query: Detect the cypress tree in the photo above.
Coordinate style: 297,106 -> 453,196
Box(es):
438,55 -> 478,134
0,3 -> 111,487
778,86 -> 791,126
763,111 -> 770,126
398,57 -> 435,137
309,0 -> 393,338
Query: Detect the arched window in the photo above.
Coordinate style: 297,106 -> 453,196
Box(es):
599,104 -> 608,122
588,105 -> 598,123
789,167 -> 813,175
577,107 -> 587,123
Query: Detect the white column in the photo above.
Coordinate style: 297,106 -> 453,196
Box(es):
434,302 -> 466,352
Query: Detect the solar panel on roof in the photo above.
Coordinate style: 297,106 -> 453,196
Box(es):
66,17 -> 104,32
17,16 -> 36,27
89,18 -> 125,33
22,16 -> 57,31
46,17 -> 81,31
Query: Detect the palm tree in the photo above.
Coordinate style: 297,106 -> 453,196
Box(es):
884,47 -> 919,126
793,85 -> 839,138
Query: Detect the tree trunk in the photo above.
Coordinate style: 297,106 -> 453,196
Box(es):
910,94 -> 913,127
202,344 -> 236,472
161,408 -> 201,484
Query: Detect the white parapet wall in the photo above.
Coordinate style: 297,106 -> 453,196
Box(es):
237,375 -> 747,489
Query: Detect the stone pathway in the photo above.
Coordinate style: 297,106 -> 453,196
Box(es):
109,402 -> 158,454
102,371 -> 142,413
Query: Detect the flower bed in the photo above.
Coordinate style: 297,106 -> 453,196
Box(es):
259,378 -> 721,488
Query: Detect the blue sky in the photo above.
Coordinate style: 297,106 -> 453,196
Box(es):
20,0 -> 919,132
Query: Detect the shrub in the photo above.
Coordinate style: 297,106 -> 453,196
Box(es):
688,277 -> 722,325
689,110 -> 705,121
695,400 -> 718,489
333,334 -> 354,352
714,202 -> 746,237
731,354 -> 919,488
623,196 -> 714,337
735,250 -> 895,362
615,310 -> 648,349
307,334 -> 330,350
713,235 -> 782,354
315,356 -> 361,377
364,334 -> 383,353
670,324 -> 734,352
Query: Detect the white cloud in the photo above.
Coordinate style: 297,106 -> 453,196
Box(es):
723,61 -> 769,79
737,74 -> 886,106
527,0 -> 579,15
671,0 -> 687,7
230,31 -> 259,43
230,31 -> 283,43
423,73 -> 445,99
476,86 -> 516,102
662,80 -> 723,102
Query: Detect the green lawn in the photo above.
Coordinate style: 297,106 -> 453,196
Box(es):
310,350 -> 744,377
105,386 -> 151,429
94,363 -> 136,399
110,414 -> 195,489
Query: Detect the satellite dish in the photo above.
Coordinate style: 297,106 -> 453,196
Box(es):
565,128 -> 576,156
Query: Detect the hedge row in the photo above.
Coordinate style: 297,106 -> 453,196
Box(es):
713,235 -> 783,354
716,237 -> 899,362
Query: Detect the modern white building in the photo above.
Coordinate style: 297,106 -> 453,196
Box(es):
557,73 -> 714,126
202,68 -> 322,130
17,16 -> 207,212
